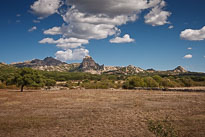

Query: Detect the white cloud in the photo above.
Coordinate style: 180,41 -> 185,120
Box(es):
65,0 -> 162,17
39,37 -> 89,49
33,20 -> 40,23
180,26 -> 205,41
16,14 -> 21,17
43,0 -> 170,40
144,1 -> 171,26
61,23 -> 120,40
33,0 -> 171,61
30,0 -> 61,19
55,48 -> 89,61
44,27 -> 62,35
168,25 -> 174,29
28,26 -> 37,32
110,34 -> 135,43
39,38 -> 55,44
184,54 -> 192,59
187,47 -> 192,50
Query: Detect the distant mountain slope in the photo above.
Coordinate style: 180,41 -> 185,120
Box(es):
12,57 -> 66,68
10,56 -> 189,74
78,56 -> 104,74
172,66 -> 188,73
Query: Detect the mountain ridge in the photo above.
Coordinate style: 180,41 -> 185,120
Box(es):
8,56 -> 188,74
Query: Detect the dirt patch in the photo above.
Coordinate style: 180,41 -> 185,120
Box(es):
0,89 -> 204,137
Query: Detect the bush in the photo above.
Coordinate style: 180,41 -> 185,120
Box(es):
143,77 -> 159,87
148,117 -> 178,137
45,79 -> 56,86
123,76 -> 145,89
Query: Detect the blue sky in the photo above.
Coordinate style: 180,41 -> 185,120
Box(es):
0,0 -> 205,72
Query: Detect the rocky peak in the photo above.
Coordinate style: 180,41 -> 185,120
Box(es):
42,57 -> 66,66
79,56 -> 104,71
173,66 -> 187,73
13,57 -> 66,68
146,68 -> 156,73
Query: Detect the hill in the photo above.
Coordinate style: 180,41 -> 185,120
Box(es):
10,56 -> 189,75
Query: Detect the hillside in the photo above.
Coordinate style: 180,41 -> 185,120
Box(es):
9,56 -> 189,75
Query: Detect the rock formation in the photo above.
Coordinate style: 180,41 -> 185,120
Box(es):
10,56 -> 188,74
12,57 -> 66,68
79,56 -> 104,72
172,66 -> 188,73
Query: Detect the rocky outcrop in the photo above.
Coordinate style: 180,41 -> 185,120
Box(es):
79,56 -> 104,71
10,56 -> 189,74
125,65 -> 144,74
33,63 -> 80,72
172,66 -> 187,73
146,68 -> 156,73
12,57 -> 66,68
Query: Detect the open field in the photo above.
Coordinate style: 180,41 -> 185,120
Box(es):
0,89 -> 204,137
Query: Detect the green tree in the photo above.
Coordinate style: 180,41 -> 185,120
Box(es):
143,77 -> 159,87
44,79 -> 56,86
8,68 -> 45,92
123,76 -> 145,89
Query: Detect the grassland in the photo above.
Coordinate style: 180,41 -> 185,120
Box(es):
0,89 -> 204,137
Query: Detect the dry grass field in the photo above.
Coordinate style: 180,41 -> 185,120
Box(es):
0,89 -> 204,137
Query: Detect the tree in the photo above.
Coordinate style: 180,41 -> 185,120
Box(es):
8,68 -> 45,92
123,76 -> 145,89
143,77 -> 159,87
44,79 -> 56,86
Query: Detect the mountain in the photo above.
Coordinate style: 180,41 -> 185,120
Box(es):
10,56 -> 188,74
103,65 -> 144,75
11,57 -> 80,72
12,57 -> 66,68
172,66 -> 188,73
78,56 -> 104,74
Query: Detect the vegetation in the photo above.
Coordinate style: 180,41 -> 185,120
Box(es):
123,75 -> 205,89
148,117 -> 178,137
0,65 -> 205,90
7,68 -> 45,92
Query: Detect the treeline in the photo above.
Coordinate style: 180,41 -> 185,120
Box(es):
0,65 -> 205,91
123,75 -> 205,89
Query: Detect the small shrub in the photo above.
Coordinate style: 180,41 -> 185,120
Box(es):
148,117 -> 178,137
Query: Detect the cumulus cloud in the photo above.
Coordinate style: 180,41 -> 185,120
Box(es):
184,54 -> 192,59
28,26 -> 37,32
110,34 -> 135,43
30,0 -> 61,19
55,48 -> 89,61
44,27 -> 62,35
180,26 -> 205,41
168,25 -> 174,29
65,0 -> 162,17
187,47 -> 192,50
144,1 -> 171,26
39,37 -> 89,49
32,0 -> 171,61
43,0 -> 170,40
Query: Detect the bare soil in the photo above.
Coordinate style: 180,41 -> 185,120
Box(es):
0,89 -> 204,137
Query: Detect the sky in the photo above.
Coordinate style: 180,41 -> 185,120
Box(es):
0,0 -> 205,72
